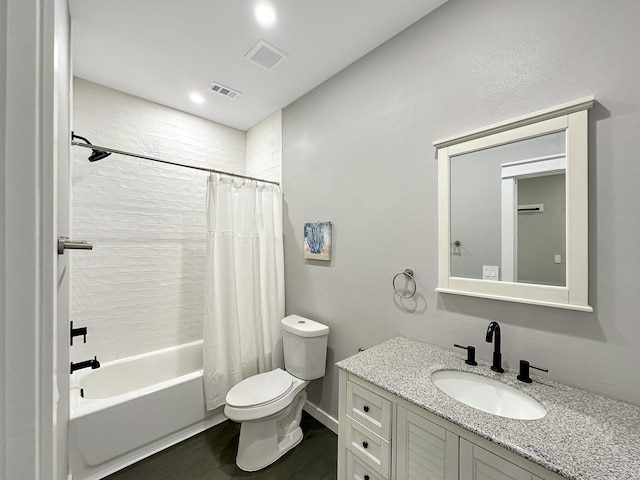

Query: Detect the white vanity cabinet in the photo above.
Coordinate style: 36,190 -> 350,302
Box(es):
338,371 -> 565,480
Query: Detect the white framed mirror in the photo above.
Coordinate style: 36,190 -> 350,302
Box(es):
435,96 -> 594,311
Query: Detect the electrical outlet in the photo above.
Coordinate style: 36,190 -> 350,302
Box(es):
554,254 -> 562,264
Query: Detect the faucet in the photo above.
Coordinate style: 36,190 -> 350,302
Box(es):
70,356 -> 100,374
485,322 -> 504,373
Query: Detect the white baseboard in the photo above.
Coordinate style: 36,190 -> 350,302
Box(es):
303,400 -> 338,435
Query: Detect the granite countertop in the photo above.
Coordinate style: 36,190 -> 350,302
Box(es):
336,336 -> 640,480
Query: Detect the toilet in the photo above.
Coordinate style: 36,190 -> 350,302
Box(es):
224,314 -> 329,472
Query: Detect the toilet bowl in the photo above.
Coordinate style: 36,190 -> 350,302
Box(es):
224,315 -> 329,471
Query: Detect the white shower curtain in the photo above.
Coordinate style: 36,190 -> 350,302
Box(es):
203,174 -> 285,411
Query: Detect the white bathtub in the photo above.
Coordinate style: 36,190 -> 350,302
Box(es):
68,340 -> 225,480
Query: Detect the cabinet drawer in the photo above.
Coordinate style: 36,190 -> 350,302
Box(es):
346,450 -> 385,480
347,381 -> 392,439
345,416 -> 391,479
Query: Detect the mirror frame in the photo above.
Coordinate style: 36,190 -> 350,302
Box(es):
434,96 -> 594,312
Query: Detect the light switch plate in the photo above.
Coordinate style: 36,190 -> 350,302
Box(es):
482,265 -> 499,280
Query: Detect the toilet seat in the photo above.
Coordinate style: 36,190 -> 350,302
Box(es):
224,371 -> 308,422
226,368 -> 293,408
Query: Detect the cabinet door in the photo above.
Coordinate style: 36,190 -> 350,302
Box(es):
396,406 -> 459,480
459,439 -> 543,480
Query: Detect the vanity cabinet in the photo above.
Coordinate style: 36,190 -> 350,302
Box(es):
338,371 -> 564,480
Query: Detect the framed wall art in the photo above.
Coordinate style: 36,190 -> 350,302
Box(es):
304,222 -> 332,261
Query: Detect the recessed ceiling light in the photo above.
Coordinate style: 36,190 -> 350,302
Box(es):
254,2 -> 276,27
189,92 -> 205,104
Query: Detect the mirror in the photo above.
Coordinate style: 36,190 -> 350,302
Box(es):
435,97 -> 594,311
450,132 -> 566,285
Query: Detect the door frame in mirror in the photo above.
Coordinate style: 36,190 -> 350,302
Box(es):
434,96 -> 594,311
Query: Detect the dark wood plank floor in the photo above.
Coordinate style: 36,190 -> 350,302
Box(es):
104,411 -> 337,480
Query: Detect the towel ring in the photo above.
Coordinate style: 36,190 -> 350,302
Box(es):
393,269 -> 416,299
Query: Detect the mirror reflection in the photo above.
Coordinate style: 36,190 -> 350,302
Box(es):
450,132 -> 567,286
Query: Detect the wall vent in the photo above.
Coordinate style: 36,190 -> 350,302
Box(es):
208,82 -> 241,99
245,40 -> 287,70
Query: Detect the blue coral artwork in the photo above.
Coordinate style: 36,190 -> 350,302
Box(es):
304,222 -> 332,261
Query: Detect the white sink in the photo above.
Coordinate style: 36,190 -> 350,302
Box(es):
430,370 -> 546,420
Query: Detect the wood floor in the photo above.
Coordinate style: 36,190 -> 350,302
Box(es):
104,412 -> 338,480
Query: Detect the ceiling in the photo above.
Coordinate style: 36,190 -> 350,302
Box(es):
69,0 -> 448,131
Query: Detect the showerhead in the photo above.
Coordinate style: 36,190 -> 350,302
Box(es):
72,132 -> 112,162
88,149 -> 112,162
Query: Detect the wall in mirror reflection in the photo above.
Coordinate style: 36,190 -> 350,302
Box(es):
449,131 -> 567,286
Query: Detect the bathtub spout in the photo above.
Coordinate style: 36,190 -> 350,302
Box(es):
70,356 -> 100,374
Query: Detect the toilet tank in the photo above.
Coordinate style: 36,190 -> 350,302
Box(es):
281,315 -> 329,380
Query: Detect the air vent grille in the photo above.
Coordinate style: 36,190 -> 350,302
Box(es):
245,40 -> 286,70
208,82 -> 241,99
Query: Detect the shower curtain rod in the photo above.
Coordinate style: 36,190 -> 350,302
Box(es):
71,140 -> 280,186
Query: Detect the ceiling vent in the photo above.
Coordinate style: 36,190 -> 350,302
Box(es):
208,82 -> 241,99
245,40 -> 287,71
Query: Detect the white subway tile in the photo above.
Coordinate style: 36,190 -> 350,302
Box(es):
71,79 -> 280,361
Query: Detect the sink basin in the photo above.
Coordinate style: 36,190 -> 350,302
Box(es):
430,370 -> 546,420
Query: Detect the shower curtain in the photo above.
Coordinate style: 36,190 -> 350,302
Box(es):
203,174 -> 285,410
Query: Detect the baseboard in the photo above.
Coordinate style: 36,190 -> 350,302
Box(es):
303,400 -> 338,435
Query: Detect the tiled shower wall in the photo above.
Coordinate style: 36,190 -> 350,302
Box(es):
246,110 -> 282,184
71,78 -> 282,363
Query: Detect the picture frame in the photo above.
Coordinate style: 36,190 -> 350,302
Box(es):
304,222 -> 332,261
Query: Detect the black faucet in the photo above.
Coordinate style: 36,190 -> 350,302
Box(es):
485,322 -> 504,373
70,356 -> 100,374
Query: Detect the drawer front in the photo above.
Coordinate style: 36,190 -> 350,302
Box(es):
347,381 -> 392,439
346,450 -> 385,480
346,416 -> 391,479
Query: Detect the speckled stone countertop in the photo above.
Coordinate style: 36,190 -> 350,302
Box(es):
336,336 -> 640,480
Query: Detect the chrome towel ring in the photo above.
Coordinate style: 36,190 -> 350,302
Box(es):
393,268 -> 416,298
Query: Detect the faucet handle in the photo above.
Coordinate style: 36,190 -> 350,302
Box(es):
454,344 -> 478,366
517,360 -> 548,383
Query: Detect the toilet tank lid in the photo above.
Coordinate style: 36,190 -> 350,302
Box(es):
281,315 -> 329,337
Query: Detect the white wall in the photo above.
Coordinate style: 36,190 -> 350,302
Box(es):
1,0 -> 69,478
71,78 -> 246,363
246,109 -> 282,184
283,0 -> 640,419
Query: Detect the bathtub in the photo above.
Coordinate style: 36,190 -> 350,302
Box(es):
68,340 -> 225,480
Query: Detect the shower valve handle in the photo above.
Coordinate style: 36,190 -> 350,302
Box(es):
58,236 -> 93,255
70,321 -> 88,346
